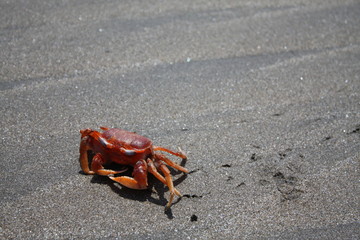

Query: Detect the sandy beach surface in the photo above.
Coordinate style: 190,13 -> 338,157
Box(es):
1,0 -> 359,239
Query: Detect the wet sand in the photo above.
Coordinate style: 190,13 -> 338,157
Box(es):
1,1 -> 359,239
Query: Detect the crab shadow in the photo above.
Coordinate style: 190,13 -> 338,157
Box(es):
88,163 -> 188,217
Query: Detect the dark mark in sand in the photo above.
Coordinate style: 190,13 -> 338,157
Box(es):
190,214 -> 198,222
221,164 -> 231,168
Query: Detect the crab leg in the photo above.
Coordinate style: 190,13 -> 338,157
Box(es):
153,146 -> 187,159
155,153 -> 189,173
150,157 -> 182,208
147,159 -> 181,196
157,162 -> 177,209
109,160 -> 148,190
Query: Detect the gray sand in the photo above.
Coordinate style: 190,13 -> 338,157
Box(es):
1,0 -> 359,239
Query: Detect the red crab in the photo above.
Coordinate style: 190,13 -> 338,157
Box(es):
79,127 -> 188,208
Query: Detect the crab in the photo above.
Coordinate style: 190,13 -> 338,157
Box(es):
79,127 -> 188,208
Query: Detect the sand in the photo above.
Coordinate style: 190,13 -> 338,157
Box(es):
1,0 -> 359,239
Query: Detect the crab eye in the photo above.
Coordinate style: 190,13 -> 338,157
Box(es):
124,149 -> 136,156
99,138 -> 109,148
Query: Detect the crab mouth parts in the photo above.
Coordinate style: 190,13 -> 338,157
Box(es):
80,129 -> 93,138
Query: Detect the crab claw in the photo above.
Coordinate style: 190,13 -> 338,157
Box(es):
95,167 -> 128,176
